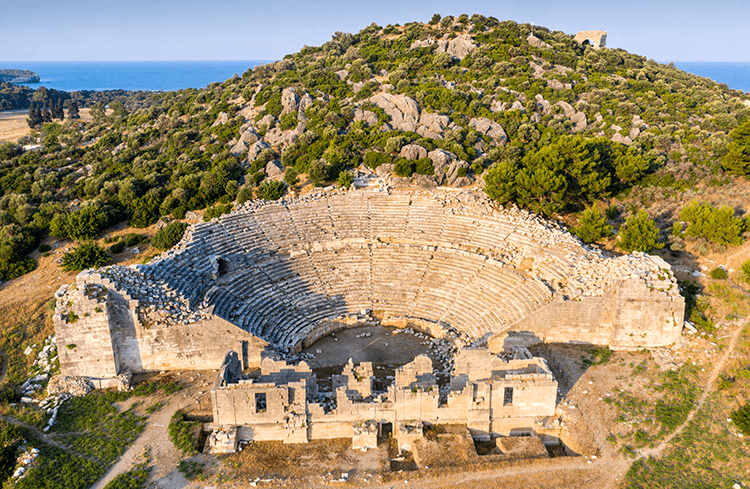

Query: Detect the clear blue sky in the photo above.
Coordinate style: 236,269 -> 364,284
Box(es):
1,0 -> 748,62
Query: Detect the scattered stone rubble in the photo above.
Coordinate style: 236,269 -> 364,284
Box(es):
11,446 -> 39,480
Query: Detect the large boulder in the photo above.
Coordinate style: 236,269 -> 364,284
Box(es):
527,35 -> 552,49
446,160 -> 475,187
413,174 -> 437,189
210,112 -> 228,127
437,35 -> 477,60
281,87 -> 300,115
509,100 -> 525,112
410,37 -> 436,49
257,114 -> 277,130
353,108 -> 379,127
266,159 -> 284,180
298,93 -> 314,121
469,117 -> 508,146
555,101 -> 576,119
611,133 -> 633,145
247,140 -> 271,162
570,112 -> 588,132
369,93 -> 420,132
375,163 -> 395,178
418,112 -> 451,140
264,127 -> 297,146
229,126 -> 261,155
399,144 -> 428,160
428,149 -> 456,185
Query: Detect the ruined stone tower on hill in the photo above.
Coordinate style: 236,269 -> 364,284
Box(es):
574,30 -> 607,50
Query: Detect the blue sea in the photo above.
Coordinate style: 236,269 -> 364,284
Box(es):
0,60 -> 749,94
671,62 -> 750,93
0,61 -> 270,92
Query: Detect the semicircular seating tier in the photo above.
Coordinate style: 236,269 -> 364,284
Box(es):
108,190 -> 683,352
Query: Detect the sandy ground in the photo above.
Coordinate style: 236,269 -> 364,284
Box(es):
0,108 -> 96,143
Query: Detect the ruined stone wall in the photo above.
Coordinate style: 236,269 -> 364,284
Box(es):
574,30 -> 607,49
496,279 -> 684,349
210,349 -> 558,448
54,273 -> 119,380
55,270 -> 267,380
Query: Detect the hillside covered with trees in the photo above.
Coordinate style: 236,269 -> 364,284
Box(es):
0,13 -> 749,282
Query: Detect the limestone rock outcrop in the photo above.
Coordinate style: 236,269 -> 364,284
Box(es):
266,159 -> 284,180
470,118 -> 508,146
281,87 -> 300,115
369,93 -> 420,132
247,140 -> 271,162
230,126 -> 261,155
399,144 -> 428,160
437,35 -> 477,60
527,35 -> 552,49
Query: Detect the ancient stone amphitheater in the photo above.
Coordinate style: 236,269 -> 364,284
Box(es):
54,188 -> 684,385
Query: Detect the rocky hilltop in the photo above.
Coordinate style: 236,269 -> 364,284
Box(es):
0,14 -> 749,285
0,69 -> 40,83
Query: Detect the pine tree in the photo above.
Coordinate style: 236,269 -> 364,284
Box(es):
65,99 -> 80,119
617,210 -> 664,253
26,103 -> 42,128
571,207 -> 613,243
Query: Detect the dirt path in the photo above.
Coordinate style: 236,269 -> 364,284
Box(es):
0,414 -> 99,462
91,394 -> 190,489
638,320 -> 746,459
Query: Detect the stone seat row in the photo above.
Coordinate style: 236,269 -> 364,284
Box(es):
198,242 -> 554,346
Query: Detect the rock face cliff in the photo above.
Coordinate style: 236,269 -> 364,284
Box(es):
0,69 -> 40,83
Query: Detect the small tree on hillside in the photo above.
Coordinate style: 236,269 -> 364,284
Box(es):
617,210 -> 664,253
152,222 -> 188,250
259,180 -> 285,200
61,242 -> 109,271
571,207 -> 613,243
722,121 -> 750,176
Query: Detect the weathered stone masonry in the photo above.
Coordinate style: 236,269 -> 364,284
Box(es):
54,189 -> 684,385
209,348 -> 558,452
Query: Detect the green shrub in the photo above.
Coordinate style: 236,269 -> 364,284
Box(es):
414,157 -> 434,175
129,197 -> 161,228
50,205 -> 110,241
151,222 -> 188,251
284,167 -> 299,186
109,241 -> 126,254
679,200 -> 745,246
61,243 -> 109,271
0,420 -> 22,484
571,207 -> 613,243
203,203 -> 232,221
337,170 -> 354,189
740,260 -> 750,284
394,157 -> 415,177
732,403 -> 750,436
259,180 -> 285,200
122,233 -> 145,247
364,151 -> 392,169
38,243 -> 51,253
709,267 -> 728,280
177,460 -> 205,481
168,411 -> 201,455
103,465 -> 151,489
617,211 -> 664,253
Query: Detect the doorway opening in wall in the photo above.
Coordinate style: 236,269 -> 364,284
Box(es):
504,386 -> 514,405
377,421 -> 393,445
255,392 -> 267,413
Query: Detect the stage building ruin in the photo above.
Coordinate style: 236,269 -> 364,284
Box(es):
208,348 -> 558,453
